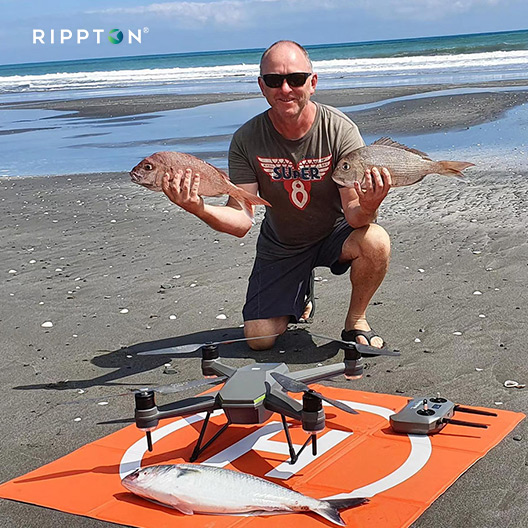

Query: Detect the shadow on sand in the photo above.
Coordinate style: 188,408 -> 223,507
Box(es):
13,326 -> 342,393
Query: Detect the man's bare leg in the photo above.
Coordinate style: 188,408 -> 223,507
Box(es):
244,316 -> 290,350
340,223 -> 391,348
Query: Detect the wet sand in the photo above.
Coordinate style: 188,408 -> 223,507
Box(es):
0,82 -> 527,528
2,79 -> 528,134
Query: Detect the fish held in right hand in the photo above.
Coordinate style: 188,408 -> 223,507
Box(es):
130,151 -> 271,210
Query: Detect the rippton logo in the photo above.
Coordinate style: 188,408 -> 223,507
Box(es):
32,28 -> 147,45
108,29 -> 124,44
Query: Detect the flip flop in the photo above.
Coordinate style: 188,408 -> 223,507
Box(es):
341,328 -> 387,356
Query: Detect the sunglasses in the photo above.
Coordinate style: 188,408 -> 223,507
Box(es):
261,72 -> 312,88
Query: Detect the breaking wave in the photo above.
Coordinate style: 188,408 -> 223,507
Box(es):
1,50 -> 527,96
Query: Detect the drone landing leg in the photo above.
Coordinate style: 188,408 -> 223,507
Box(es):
190,412 -> 230,462
281,415 -> 298,464
280,415 -> 317,465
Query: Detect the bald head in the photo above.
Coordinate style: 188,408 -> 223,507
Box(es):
259,40 -> 312,75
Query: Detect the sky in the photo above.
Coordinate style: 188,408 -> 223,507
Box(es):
0,0 -> 526,65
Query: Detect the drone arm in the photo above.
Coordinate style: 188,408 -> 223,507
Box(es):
288,364 -> 345,386
202,359 -> 238,378
265,388 -> 303,421
156,394 -> 218,420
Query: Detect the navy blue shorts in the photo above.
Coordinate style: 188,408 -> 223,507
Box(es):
242,219 -> 353,322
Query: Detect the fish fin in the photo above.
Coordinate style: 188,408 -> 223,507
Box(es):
313,498 -> 369,526
311,503 -> 346,526
142,496 -> 195,515
324,497 -> 370,510
173,503 -> 195,515
217,166 -> 271,209
178,465 -> 203,474
436,160 -> 475,177
372,137 -> 432,160
229,185 -> 272,208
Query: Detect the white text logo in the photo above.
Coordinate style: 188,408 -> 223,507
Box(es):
32,28 -> 148,45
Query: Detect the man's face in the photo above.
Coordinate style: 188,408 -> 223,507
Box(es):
258,44 -> 317,119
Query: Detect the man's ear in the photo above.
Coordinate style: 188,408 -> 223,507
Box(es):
309,73 -> 318,94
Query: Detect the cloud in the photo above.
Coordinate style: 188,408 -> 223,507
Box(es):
88,0 -> 517,27
356,0 -> 504,20
87,0 -> 274,27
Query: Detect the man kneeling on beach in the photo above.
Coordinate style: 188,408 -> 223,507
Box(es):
162,40 -> 392,354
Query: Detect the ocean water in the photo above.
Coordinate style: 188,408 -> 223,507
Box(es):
0,29 -> 527,177
1,29 -> 527,98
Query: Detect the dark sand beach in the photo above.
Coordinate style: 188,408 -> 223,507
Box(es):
3,79 -> 528,119
1,82 -> 527,527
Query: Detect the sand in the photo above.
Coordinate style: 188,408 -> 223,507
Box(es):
2,79 -> 528,128
0,82 -> 527,528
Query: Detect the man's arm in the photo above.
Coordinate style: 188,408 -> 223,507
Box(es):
340,167 -> 392,228
161,168 -> 255,238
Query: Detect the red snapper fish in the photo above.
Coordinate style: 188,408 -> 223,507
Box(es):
332,138 -> 474,188
130,151 -> 271,209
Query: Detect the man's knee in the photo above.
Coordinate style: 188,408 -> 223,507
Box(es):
343,223 -> 390,264
244,317 -> 289,350
363,223 -> 391,261
247,337 -> 276,351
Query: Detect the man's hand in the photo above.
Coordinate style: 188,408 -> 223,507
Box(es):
161,168 -> 204,216
353,167 -> 392,214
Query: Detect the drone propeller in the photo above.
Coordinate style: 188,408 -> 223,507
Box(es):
151,376 -> 227,394
137,334 -> 280,356
60,376 -> 227,405
98,417 -> 135,425
309,332 -> 400,357
271,372 -> 358,415
97,392 -> 220,427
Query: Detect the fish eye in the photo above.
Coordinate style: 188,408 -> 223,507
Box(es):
342,162 -> 350,171
144,163 -> 153,170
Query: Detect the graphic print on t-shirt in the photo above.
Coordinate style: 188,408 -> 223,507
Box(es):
257,155 -> 332,210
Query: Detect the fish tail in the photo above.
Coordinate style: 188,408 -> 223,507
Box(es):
229,185 -> 272,209
436,161 -> 475,177
312,498 -> 368,526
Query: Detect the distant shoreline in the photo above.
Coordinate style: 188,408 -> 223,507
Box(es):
3,78 -> 528,119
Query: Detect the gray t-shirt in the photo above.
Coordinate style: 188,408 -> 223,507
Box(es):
228,102 -> 364,258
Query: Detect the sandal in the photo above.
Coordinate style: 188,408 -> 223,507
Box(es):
341,328 -> 387,356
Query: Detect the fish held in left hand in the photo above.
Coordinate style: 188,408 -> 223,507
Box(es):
332,137 -> 474,188
122,464 -> 368,526
130,151 -> 271,209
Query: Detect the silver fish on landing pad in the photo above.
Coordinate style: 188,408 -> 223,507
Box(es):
332,137 -> 474,188
121,464 -> 368,526
130,151 -> 271,210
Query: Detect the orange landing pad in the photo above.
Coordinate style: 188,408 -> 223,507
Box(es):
0,388 -> 524,528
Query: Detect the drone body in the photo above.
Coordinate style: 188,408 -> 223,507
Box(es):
126,334 -> 400,463
216,362 -> 286,424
